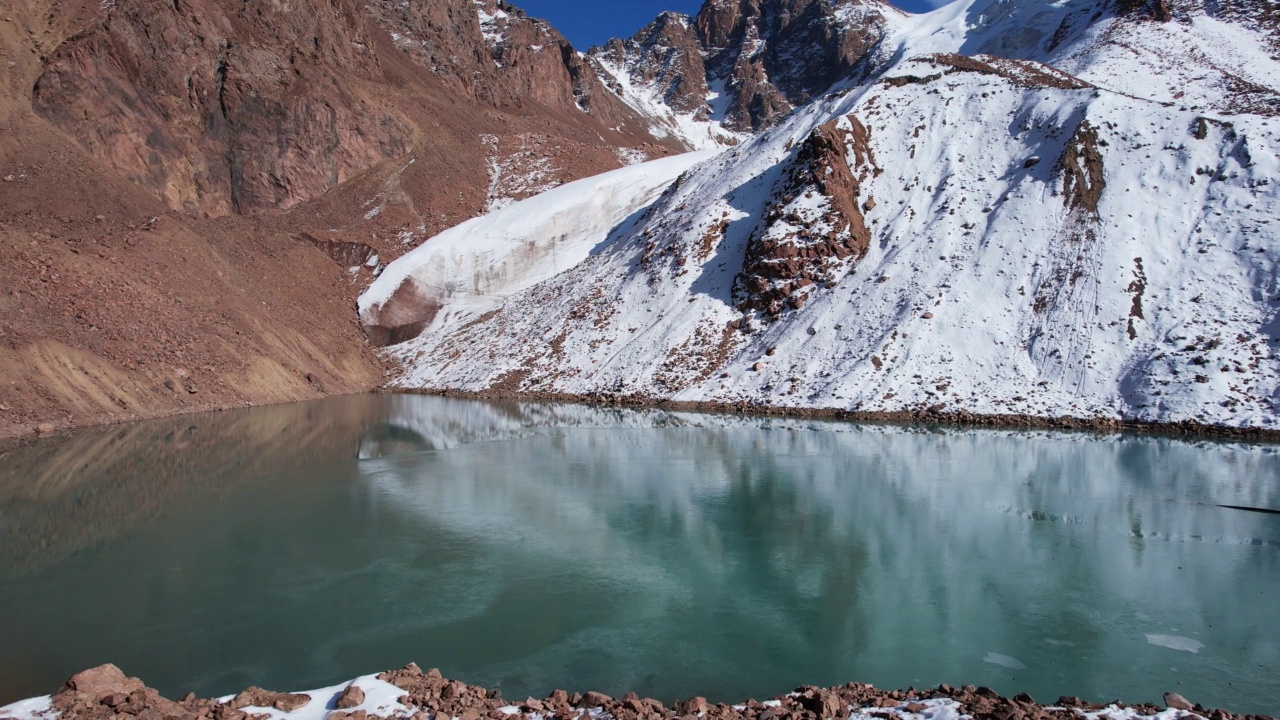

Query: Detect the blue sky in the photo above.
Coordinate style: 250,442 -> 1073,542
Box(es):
516,0 -> 951,49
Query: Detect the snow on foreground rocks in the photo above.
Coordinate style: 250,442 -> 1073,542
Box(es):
1,663 -> 1259,720
364,0 -> 1280,432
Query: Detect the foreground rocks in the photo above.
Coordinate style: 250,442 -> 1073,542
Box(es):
7,664 -> 1274,720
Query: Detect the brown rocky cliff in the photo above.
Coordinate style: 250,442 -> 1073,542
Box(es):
368,0 -> 647,130
31,0 -> 684,219
33,0 -> 413,217
699,0 -> 894,131
1059,120 -> 1106,216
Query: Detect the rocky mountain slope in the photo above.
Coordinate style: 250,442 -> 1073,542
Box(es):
363,0 -> 1280,433
0,0 -> 702,439
32,0 -> 687,220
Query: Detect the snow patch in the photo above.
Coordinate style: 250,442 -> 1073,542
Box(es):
615,147 -> 648,166
214,675 -> 416,720
474,0 -> 509,49
0,696 -> 57,720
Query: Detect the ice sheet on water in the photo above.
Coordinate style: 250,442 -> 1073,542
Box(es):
1145,635 -> 1205,654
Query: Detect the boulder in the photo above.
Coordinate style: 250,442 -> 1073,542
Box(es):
64,665 -> 145,700
335,685 -> 366,710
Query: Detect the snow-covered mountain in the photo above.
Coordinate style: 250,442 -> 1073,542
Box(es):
360,0 -> 1280,432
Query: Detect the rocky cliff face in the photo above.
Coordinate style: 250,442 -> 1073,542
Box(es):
367,0 -> 644,128
593,13 -> 712,119
735,116 -> 876,315
591,0 -> 896,136
697,0 -> 895,130
33,0 -> 413,217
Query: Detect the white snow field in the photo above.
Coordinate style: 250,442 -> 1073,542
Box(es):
364,0 -> 1280,431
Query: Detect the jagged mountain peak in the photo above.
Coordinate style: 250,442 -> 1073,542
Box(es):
586,0 -> 900,149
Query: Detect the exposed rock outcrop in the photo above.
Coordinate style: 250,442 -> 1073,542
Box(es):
366,0 -> 643,127
593,12 -> 712,118
299,233 -> 379,270
33,0 -> 413,217
1059,120 -> 1106,216
1116,0 -> 1174,22
736,116 -> 876,315
697,0 -> 893,131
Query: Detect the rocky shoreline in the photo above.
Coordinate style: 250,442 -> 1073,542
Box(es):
3,665 -> 1272,720
10,385 -> 1280,447
389,389 -> 1280,444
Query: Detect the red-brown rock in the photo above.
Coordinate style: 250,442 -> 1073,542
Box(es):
64,665 -> 146,700
335,685 -> 366,710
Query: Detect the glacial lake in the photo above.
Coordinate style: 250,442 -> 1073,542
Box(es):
0,395 -> 1277,714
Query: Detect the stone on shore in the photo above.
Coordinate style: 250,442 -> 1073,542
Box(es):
63,665 -> 144,700
335,685 -> 366,710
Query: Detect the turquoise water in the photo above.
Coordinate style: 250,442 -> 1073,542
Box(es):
0,395 -> 1277,713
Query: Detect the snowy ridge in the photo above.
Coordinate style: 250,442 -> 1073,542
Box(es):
371,0 -> 1280,431
889,0 -> 1280,114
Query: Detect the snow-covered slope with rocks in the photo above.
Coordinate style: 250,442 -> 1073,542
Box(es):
364,0 -> 1280,432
